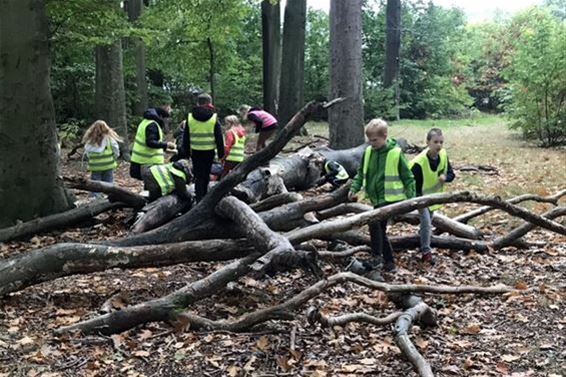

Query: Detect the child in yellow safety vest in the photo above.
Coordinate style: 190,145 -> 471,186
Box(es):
410,128 -> 455,265
220,115 -> 247,179
142,159 -> 193,202
348,119 -> 415,275
83,120 -> 122,197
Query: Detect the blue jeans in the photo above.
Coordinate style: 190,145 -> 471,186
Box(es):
419,208 -> 433,254
90,169 -> 114,197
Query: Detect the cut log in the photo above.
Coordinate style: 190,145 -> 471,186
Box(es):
250,192 -> 303,212
0,200 -> 124,243
130,194 -> 193,234
454,189 -> 566,224
64,176 -> 146,209
56,196 -> 297,335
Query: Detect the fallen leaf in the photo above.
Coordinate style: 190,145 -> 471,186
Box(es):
256,336 -> 270,351
133,350 -> 150,357
462,323 -> 481,334
464,357 -> 474,369
514,281 -> 528,290
496,362 -> 509,374
501,354 -> 520,362
226,366 -> 240,377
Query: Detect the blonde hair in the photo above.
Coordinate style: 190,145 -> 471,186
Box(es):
224,115 -> 240,128
238,104 -> 251,120
365,118 -> 388,137
82,120 -> 123,146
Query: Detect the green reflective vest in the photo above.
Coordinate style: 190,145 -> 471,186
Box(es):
325,161 -> 349,181
225,129 -> 246,162
189,113 -> 217,151
131,119 -> 164,165
410,148 -> 448,211
362,146 -> 407,202
87,140 -> 117,172
150,163 -> 187,197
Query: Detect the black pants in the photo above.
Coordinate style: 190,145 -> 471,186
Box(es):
191,149 -> 215,201
368,205 -> 394,264
130,162 -> 143,180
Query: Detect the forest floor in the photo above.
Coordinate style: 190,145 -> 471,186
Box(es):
1,116 -> 565,377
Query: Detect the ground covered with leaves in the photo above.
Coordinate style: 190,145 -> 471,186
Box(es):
1,120 -> 565,377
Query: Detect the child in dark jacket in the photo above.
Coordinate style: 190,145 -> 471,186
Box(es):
349,119 -> 415,274
410,128 -> 455,265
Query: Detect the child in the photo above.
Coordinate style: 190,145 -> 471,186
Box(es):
348,118 -> 415,273
142,159 -> 194,202
317,160 -> 350,187
410,128 -> 455,265
238,105 -> 278,152
221,115 -> 247,179
83,120 -> 122,196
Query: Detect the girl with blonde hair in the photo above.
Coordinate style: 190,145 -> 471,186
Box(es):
82,120 -> 122,192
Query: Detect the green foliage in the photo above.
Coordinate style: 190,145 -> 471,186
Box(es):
57,119 -> 88,148
304,8 -> 330,102
502,7 -> 565,146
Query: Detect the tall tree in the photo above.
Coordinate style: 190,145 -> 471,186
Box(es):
329,0 -> 364,149
95,40 -> 129,158
127,0 -> 149,116
261,0 -> 281,116
383,0 -> 401,120
278,0 -> 306,127
0,0 -> 73,228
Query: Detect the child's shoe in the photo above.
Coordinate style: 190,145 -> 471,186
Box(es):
422,252 -> 436,266
383,261 -> 397,273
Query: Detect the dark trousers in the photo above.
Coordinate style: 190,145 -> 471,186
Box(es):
368,208 -> 394,264
191,149 -> 215,201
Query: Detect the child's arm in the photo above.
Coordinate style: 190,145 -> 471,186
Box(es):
444,158 -> 455,183
214,120 -> 225,160
350,155 -> 365,194
110,138 -> 120,159
223,130 -> 235,159
411,163 -> 424,196
247,113 -> 263,132
399,153 -> 416,199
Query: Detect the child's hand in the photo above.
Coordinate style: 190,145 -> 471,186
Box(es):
166,142 -> 176,150
438,174 -> 446,183
348,191 -> 358,202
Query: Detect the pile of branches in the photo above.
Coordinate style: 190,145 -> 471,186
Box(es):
1,100 -> 565,376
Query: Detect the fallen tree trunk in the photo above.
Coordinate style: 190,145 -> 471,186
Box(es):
0,200 -> 124,243
64,176 -> 146,209
130,194 -> 193,234
454,189 -> 566,224
56,196 -> 297,335
250,192 -> 303,212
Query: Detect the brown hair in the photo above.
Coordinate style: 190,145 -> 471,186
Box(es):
82,120 -> 123,146
197,93 -> 212,106
365,118 -> 388,137
426,127 -> 443,141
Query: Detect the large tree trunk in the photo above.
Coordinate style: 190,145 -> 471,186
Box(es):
261,0 -> 281,116
329,0 -> 364,149
383,0 -> 401,120
126,0 -> 148,116
0,0 -> 73,228
95,40 -> 129,159
278,0 -> 307,127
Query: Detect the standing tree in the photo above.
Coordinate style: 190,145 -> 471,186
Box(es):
261,0 -> 281,116
278,0 -> 306,127
329,0 -> 364,149
383,0 -> 401,120
0,0 -> 73,228
126,0 -> 149,116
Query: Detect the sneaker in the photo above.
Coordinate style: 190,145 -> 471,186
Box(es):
422,252 -> 436,266
345,257 -> 369,275
365,269 -> 385,282
383,261 -> 397,273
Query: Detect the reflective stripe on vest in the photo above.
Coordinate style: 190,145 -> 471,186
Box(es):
362,145 -> 407,202
150,163 -> 187,197
410,148 -> 448,211
248,110 -> 277,128
131,119 -> 164,164
325,161 -> 349,181
189,113 -> 217,151
87,140 -> 117,172
225,129 -> 246,162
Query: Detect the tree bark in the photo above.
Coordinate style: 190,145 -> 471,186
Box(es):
0,200 -> 123,243
250,192 -> 303,212
383,0 -> 401,120
126,0 -> 148,116
64,176 -> 146,209
130,194 -> 193,234
0,0 -> 73,228
278,0 -> 307,127
261,0 -> 281,116
329,0 -> 364,149
95,39 -> 129,159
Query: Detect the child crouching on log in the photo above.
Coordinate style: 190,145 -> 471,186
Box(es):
142,159 -> 194,202
348,119 -> 415,274
410,128 -> 455,265
82,120 -> 122,197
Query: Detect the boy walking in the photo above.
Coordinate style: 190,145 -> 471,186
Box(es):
348,119 -> 415,273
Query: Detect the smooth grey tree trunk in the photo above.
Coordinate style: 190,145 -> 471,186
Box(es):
0,0 -> 73,228
127,0 -> 148,116
261,0 -> 281,116
95,41 -> 130,159
383,0 -> 401,120
278,0 -> 306,127
329,0 -> 364,149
